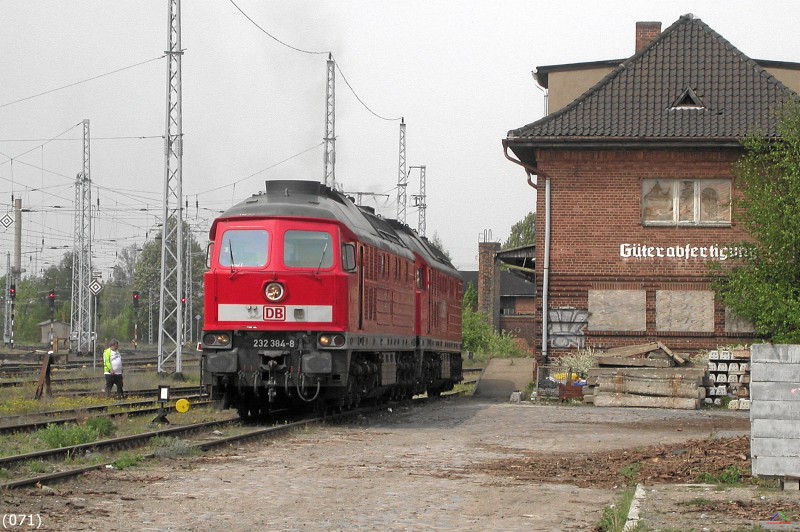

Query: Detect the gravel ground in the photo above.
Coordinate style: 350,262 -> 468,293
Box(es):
2,397 -> 780,532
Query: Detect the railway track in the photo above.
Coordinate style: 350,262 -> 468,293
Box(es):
0,397 -> 430,490
0,396 -> 212,435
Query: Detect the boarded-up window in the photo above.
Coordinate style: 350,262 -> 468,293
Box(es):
588,290 -> 646,331
655,290 -> 714,332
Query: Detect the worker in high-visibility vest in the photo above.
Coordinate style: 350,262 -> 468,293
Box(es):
103,339 -> 124,398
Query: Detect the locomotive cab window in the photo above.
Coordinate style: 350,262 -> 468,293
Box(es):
284,230 -> 333,269
219,229 -> 269,267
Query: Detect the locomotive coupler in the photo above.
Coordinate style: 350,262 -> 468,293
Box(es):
259,359 -> 280,402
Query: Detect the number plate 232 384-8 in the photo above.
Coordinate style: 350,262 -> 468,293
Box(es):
253,336 -> 297,349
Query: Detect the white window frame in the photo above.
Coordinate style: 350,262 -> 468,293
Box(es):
642,179 -> 731,227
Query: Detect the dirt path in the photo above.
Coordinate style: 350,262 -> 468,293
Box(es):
2,398 -> 773,531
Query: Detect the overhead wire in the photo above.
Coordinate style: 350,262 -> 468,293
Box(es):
0,55 -> 166,110
228,1 -> 402,122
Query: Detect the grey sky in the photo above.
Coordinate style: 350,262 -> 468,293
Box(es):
0,1 -> 797,279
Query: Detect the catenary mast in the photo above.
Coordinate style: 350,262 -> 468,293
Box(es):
396,119 -> 407,224
70,119 -> 92,353
158,0 -> 184,375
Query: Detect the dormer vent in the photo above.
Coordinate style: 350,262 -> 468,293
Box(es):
671,87 -> 704,109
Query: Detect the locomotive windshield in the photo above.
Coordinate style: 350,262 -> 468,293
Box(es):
284,230 -> 333,269
218,229 -> 269,267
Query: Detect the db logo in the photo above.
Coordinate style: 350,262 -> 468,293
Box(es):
263,306 -> 286,321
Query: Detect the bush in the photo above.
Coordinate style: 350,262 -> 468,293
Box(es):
38,423 -> 99,448
86,417 -> 116,438
462,306 -> 527,362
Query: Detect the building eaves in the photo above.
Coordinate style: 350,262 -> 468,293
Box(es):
507,14 -> 798,145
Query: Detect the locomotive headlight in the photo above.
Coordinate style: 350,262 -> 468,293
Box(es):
203,333 -> 231,347
264,282 -> 285,302
318,334 -> 346,348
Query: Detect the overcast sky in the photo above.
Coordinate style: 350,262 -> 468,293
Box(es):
0,1 -> 797,281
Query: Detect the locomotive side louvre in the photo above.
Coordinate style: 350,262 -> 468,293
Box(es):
201,180 -> 463,417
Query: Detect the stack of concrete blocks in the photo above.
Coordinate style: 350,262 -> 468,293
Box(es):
750,344 -> 800,490
706,348 -> 751,409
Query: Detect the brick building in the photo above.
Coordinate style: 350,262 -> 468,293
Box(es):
460,241 -> 536,351
503,15 -> 800,361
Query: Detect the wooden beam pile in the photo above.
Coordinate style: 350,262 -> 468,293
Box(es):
583,342 -> 704,410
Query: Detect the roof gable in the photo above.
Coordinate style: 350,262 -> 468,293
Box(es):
508,14 -> 797,141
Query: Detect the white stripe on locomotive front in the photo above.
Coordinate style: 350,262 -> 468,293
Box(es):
217,304 -> 333,323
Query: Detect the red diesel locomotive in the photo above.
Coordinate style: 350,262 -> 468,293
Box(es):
201,180 -> 463,417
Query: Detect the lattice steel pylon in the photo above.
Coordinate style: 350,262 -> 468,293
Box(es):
70,119 -> 93,353
323,54 -> 336,189
158,0 -> 184,375
396,118 -> 407,223
3,254 -> 12,347
411,165 -> 427,237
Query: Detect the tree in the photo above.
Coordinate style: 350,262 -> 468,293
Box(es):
427,231 -> 452,262
461,281 -> 526,361
503,211 -> 535,249
714,101 -> 800,343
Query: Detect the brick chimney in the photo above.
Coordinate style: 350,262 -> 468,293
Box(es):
477,241 -> 501,331
635,21 -> 661,53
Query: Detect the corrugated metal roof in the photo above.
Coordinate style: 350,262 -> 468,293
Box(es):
508,14 -> 796,141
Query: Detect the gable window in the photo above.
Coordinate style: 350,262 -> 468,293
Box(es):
642,179 -> 731,226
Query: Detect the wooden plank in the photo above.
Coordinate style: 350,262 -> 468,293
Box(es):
656,341 -> 686,365
750,382 -> 800,402
753,456 -> 800,478
752,419 -> 800,439
752,437 -> 800,458
603,343 -> 659,358
614,369 -> 704,383
597,356 -> 671,368
587,367 -> 706,380
596,376 -> 704,398
593,393 -> 699,409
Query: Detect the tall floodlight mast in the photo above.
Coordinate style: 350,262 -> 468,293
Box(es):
396,119 -> 407,224
158,0 -> 184,376
411,165 -> 427,237
3,254 -> 12,347
323,54 -> 336,189
70,119 -> 93,353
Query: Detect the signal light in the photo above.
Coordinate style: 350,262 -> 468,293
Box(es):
8,285 -> 15,300
48,289 -> 55,310
132,291 -> 140,308
181,297 -> 186,306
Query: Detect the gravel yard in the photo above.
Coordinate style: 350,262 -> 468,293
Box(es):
4,396 -> 789,532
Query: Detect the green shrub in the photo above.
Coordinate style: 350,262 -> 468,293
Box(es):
112,453 -> 145,470
85,417 -> 115,438
38,423 -> 98,448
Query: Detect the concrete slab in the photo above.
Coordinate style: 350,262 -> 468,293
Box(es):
472,357 -> 535,400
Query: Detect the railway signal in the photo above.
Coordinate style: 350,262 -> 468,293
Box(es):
132,291 -> 140,309
47,289 -> 55,311
8,285 -> 15,300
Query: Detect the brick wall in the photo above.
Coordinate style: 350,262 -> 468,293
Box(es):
532,147 -> 755,355
500,314 -> 536,352
477,242 -> 501,330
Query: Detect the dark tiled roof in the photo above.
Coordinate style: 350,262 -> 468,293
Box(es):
460,271 -> 536,297
508,14 -> 797,141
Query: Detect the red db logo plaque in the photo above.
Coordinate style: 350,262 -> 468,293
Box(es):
263,306 -> 286,321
